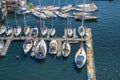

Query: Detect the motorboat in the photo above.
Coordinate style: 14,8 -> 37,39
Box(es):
5,26 -> 13,36
31,27 -> 38,37
73,12 -> 92,16
54,11 -> 70,18
32,11 -> 47,19
17,7 -> 30,15
77,3 -> 97,12
62,41 -> 71,57
75,46 -> 86,69
49,39 -> 57,54
41,27 -> 47,36
14,25 -> 22,36
0,25 -> 6,35
61,4 -> 72,10
18,0 -> 26,7
78,26 -> 85,37
50,28 -> 56,36
24,26 -> 31,36
35,39 -> 47,59
0,40 -> 4,53
67,28 -> 73,37
75,15 -> 98,21
42,10 -> 57,18
50,6 -> 60,11
23,40 -> 33,55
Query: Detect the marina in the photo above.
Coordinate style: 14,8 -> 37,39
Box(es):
0,0 -> 97,79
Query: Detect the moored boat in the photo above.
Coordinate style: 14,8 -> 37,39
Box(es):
14,25 -> 22,36
78,26 -> 85,37
17,7 -> 30,15
62,41 -> 71,57
35,39 -> 47,59
0,25 -> 6,35
49,39 -> 57,54
24,26 -> 31,36
5,26 -> 13,36
50,28 -> 56,36
23,39 -> 33,55
75,46 -> 86,69
32,27 -> 38,37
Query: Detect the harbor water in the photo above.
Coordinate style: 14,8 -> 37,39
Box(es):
0,0 -> 120,80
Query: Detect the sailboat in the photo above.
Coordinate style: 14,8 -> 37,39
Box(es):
67,18 -> 73,37
23,39 -> 33,55
24,26 -> 31,36
0,25 -> 6,35
15,26 -> 22,36
75,45 -> 86,69
31,27 -> 39,37
75,0 -> 87,69
5,12 -> 13,36
41,19 -> 48,36
62,40 -> 71,57
6,26 -> 13,36
62,17 -> 71,57
50,18 -> 56,37
78,26 -> 85,37
23,10 -> 31,36
14,8 -> 22,36
35,39 -> 47,59
49,39 -> 57,54
0,40 -> 4,53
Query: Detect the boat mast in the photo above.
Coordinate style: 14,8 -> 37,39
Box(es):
6,12 -> 8,27
81,0 -> 86,48
23,13 -> 27,27
39,0 -> 42,28
15,7 -> 18,27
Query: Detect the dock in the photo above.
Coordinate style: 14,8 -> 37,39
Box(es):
86,28 -> 96,80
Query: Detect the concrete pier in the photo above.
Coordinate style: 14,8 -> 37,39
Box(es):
86,28 -> 96,80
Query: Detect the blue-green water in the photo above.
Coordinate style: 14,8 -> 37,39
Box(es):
0,0 -> 120,80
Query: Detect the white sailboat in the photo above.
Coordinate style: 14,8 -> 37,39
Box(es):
32,27 -> 39,37
35,39 -> 47,59
41,19 -> 48,36
5,26 -> 13,36
23,40 -> 33,55
14,9 -> 22,36
0,25 -> 6,35
0,40 -> 4,53
15,26 -> 22,36
49,39 -> 57,54
75,45 -> 86,69
62,41 -> 71,57
50,18 -> 56,37
78,26 -> 85,37
75,0 -> 87,69
67,18 -> 73,37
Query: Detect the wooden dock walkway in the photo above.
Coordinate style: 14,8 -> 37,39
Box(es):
0,28 -> 16,56
86,28 -> 96,80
